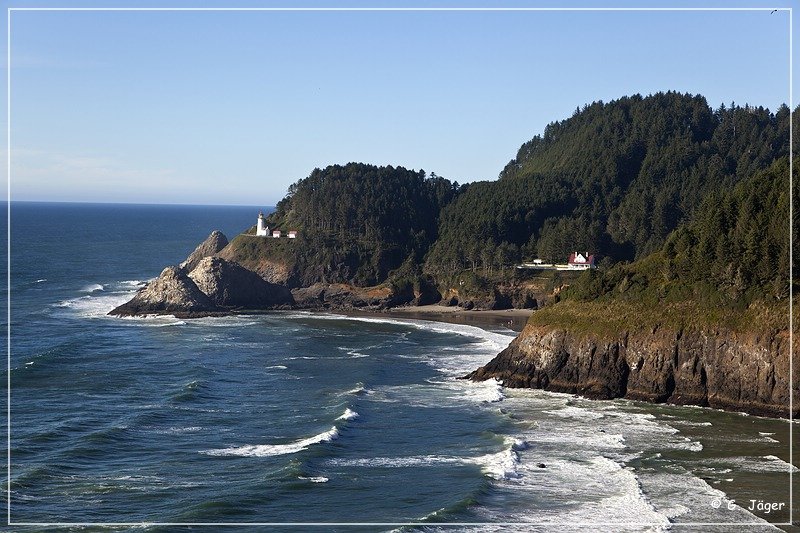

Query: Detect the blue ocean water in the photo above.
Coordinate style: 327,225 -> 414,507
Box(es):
7,202 -> 797,531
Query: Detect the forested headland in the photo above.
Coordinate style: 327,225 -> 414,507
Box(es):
221,91 -> 794,327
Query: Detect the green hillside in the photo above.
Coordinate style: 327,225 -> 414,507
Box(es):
259,162 -> 459,286
424,92 -> 790,275
222,92 -> 791,313
535,156 -> 793,334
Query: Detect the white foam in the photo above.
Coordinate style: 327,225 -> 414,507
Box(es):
674,421 -> 712,427
511,438 -> 531,451
343,384 -> 369,396
336,408 -> 359,421
327,455 -> 464,468
201,427 -> 339,457
54,292 -> 136,318
299,476 -> 329,483
470,444 -> 521,480
34,279 -> 46,283
118,280 -> 146,288
544,405 -> 606,420
304,314 -> 516,362
81,283 -> 105,293
461,378 -> 505,403
673,437 -> 703,452
753,455 -> 798,473
265,365 -> 287,370
326,437 -> 521,481
189,316 -> 261,327
152,426 -> 202,434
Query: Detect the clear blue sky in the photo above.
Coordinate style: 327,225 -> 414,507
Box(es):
5,1 -> 796,205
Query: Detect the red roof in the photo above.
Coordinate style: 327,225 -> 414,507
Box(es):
568,252 -> 596,265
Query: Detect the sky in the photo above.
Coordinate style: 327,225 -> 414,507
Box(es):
3,0 -> 796,205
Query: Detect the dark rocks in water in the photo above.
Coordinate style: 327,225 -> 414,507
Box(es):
188,257 -> 293,308
537,463 -> 546,469
109,256 -> 294,317
108,266 -> 218,316
180,230 -> 229,273
467,323 -> 797,419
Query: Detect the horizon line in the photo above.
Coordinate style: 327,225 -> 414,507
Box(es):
7,199 -> 275,208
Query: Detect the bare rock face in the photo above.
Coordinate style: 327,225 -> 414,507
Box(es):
180,230 -> 229,273
108,266 -> 218,316
467,323 -> 796,418
188,257 -> 293,308
290,282 -> 412,309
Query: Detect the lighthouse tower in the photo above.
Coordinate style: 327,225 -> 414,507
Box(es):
256,211 -> 269,237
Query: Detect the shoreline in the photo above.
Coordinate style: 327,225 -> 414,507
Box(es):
343,304 -> 533,333
127,304 -> 535,333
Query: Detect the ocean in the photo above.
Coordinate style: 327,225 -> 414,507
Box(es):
7,202 -> 797,531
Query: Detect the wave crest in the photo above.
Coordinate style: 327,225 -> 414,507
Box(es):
201,427 -> 339,457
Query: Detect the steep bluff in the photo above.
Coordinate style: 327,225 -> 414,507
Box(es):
109,266 -> 219,316
109,241 -> 294,316
188,257 -> 293,308
180,230 -> 229,273
468,322 -> 796,418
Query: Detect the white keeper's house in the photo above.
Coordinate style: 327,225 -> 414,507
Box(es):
567,252 -> 597,270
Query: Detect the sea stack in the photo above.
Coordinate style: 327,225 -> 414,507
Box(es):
108,266 -> 219,316
187,257 -> 294,308
180,230 -> 229,273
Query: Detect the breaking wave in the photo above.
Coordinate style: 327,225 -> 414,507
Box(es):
201,427 -> 340,457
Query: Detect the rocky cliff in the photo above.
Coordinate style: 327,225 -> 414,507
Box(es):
188,257 -> 293,308
468,322 -> 796,418
109,236 -> 294,316
291,282 -> 410,310
180,230 -> 229,273
109,266 -> 219,316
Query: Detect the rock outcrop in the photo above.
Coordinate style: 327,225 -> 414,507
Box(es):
188,257 -> 293,308
109,266 -> 218,316
467,323 -> 797,418
291,282 -> 411,309
439,278 -> 553,311
216,235 -> 294,285
180,230 -> 229,273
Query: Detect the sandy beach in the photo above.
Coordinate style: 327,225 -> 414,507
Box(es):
347,304 -> 534,332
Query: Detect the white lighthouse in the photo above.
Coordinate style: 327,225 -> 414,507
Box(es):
256,211 -> 269,237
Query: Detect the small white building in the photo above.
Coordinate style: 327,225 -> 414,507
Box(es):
567,252 -> 597,270
272,230 -> 282,238
256,212 -> 269,237
288,230 -> 298,239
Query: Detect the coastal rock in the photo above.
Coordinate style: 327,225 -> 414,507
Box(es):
108,266 -> 218,316
188,257 -> 293,308
291,282 -> 412,309
467,323 -> 797,418
440,279 -> 546,311
217,239 -> 294,285
180,230 -> 229,273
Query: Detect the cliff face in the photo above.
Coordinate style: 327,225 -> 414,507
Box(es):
109,266 -> 219,316
468,323 -> 796,418
188,257 -> 294,308
180,230 -> 229,273
109,239 -> 294,316
291,282 -> 409,310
